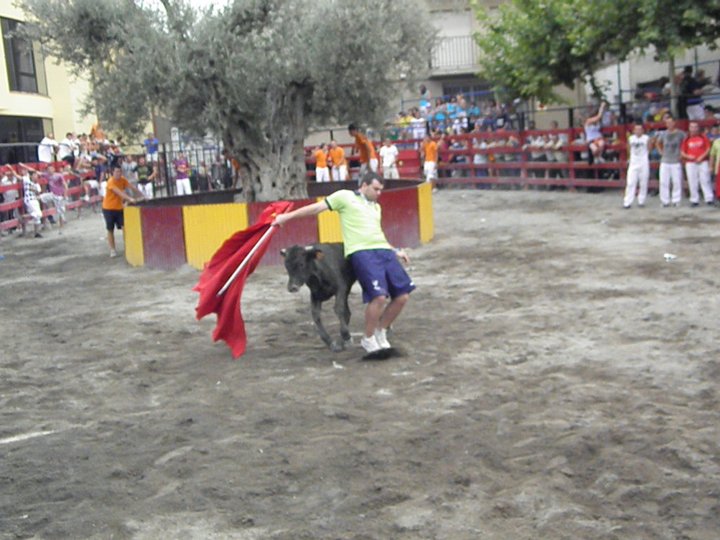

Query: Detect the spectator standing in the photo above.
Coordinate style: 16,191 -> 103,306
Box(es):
314,143 -> 330,183
328,141 -> 348,181
102,166 -> 145,258
379,139 -> 400,179
348,124 -> 378,178
21,169 -> 43,237
410,109 -> 427,148
656,114 -> 686,207
37,133 -> 58,163
419,84 -> 432,117
45,165 -> 69,232
420,134 -> 438,183
144,133 -> 160,162
679,66 -> 705,121
121,155 -> 138,186
680,121 -> 714,206
135,156 -> 157,199
173,152 -> 192,195
709,132 -> 720,202
57,133 -> 77,166
1,166 -> 20,231
623,123 -> 651,209
273,172 -> 414,354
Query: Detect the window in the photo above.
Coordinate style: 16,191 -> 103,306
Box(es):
1,17 -> 48,95
0,115 -> 53,164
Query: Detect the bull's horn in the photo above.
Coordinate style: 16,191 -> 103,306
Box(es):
280,248 -> 287,257
304,245 -> 316,252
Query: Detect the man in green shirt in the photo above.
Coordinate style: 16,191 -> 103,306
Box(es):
710,135 -> 720,202
274,172 -> 415,354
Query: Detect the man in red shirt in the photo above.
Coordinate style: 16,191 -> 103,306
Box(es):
680,121 -> 714,206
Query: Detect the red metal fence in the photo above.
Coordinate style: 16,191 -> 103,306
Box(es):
304,118 -> 719,190
0,162 -> 102,235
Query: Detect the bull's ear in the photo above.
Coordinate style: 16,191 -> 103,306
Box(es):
280,248 -> 287,257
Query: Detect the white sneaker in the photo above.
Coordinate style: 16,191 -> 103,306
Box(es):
361,335 -> 381,354
110,250 -> 118,258
374,328 -> 391,349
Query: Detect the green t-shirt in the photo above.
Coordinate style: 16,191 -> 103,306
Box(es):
325,189 -> 391,257
710,139 -> 720,173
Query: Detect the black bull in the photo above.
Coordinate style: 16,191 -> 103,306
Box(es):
280,243 -> 356,352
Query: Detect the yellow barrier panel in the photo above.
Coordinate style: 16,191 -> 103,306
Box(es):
417,182 -> 434,243
183,203 -> 248,269
123,206 -> 144,267
316,197 -> 343,243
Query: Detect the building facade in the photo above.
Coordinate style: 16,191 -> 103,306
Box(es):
0,0 -> 95,163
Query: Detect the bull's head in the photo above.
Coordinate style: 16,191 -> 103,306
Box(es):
280,245 -> 325,293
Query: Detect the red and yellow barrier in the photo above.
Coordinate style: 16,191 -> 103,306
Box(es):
124,180 -> 433,270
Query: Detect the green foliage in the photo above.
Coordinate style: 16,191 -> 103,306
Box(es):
20,0 -> 433,140
472,0 -> 720,103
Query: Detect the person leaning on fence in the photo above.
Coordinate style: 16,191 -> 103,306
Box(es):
135,156 -> 157,199
656,114 -> 686,208
623,123 -> 651,209
681,121 -> 714,207
102,166 -> 145,258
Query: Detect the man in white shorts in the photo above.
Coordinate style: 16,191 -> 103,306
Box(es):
22,170 -> 43,238
379,139 -> 400,179
623,123 -> 651,209
656,114 -> 685,207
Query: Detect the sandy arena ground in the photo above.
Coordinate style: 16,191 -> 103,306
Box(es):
1,189 -> 719,539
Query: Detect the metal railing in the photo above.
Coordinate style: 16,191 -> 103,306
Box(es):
430,35 -> 481,74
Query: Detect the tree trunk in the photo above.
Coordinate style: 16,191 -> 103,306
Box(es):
230,87 -> 311,202
669,57 -> 677,118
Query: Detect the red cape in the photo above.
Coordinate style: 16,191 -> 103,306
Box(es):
194,201 -> 293,358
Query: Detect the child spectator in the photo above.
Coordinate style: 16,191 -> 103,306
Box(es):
21,169 -> 43,238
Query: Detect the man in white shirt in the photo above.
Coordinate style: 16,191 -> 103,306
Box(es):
38,133 -> 58,163
623,123 -> 651,208
57,132 -> 77,166
379,139 -> 399,179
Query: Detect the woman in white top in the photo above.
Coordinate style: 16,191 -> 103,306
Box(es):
584,101 -> 607,162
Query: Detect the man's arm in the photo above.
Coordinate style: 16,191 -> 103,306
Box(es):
273,200 -> 327,226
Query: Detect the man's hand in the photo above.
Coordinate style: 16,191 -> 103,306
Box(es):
273,213 -> 290,227
395,248 -> 410,265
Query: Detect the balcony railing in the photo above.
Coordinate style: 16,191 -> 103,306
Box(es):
430,35 -> 481,75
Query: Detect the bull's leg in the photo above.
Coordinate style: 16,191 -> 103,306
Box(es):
334,289 -> 352,345
311,298 -> 337,351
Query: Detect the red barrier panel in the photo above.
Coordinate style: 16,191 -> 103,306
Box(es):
379,187 -> 420,249
247,199 -> 319,267
140,206 -> 186,270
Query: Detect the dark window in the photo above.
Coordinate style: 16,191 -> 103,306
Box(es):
1,17 -> 48,95
0,115 -> 53,164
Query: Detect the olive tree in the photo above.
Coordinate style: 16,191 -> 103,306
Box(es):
20,0 -> 434,201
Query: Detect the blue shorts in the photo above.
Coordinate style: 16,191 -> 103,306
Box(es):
349,249 -> 416,303
102,209 -> 124,231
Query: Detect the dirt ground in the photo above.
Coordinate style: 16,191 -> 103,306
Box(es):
1,189 -> 719,540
